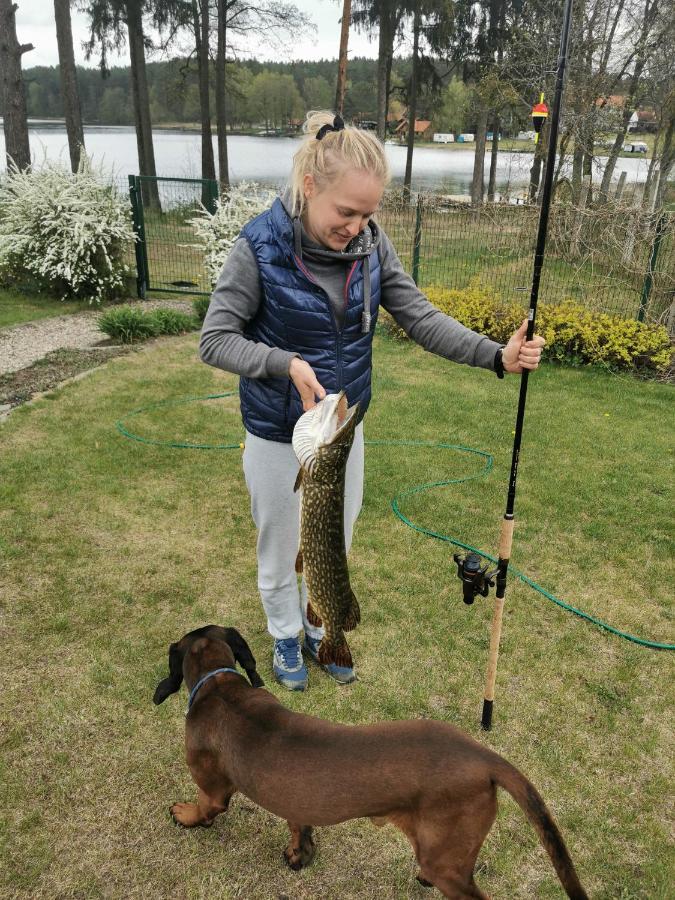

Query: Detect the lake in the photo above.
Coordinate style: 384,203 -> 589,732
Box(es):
0,121 -> 654,198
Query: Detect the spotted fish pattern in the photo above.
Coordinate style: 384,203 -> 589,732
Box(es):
292,392 -> 361,668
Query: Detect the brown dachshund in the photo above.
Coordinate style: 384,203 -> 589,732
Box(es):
154,626 -> 588,900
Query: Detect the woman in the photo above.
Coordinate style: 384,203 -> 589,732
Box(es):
200,111 -> 544,691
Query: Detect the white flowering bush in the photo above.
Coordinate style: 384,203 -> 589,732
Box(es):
190,181 -> 276,285
0,157 -> 135,303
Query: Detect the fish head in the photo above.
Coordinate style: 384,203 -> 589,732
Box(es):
292,391 -> 360,484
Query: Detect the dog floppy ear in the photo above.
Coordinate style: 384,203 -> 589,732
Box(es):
224,627 -> 265,688
153,641 -> 184,704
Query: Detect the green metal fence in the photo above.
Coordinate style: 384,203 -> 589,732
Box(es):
129,176 -> 674,325
128,175 -> 218,298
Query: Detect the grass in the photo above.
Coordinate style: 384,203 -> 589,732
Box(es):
0,332 -> 673,899
0,286 -> 86,328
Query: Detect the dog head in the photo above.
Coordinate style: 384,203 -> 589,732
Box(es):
153,625 -> 264,705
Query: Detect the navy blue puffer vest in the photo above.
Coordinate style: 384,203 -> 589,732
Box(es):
239,198 -> 381,443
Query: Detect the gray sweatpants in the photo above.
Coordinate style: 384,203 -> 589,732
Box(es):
242,424 -> 365,640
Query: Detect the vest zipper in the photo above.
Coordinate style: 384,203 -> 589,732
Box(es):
293,253 -> 342,335
293,253 -> 362,392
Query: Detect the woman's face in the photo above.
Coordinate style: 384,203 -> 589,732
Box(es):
302,168 -> 384,251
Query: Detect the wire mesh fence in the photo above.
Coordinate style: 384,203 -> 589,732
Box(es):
129,177 -> 674,327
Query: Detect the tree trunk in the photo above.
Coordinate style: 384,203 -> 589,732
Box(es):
216,0 -> 229,189
127,0 -> 160,209
570,104 -> 584,202
376,7 -> 392,140
487,113 -> 500,202
654,114 -> 674,210
403,2 -> 420,199
54,0 -> 85,172
599,0 -> 658,201
599,63 -> 647,201
529,120 -> 548,203
194,0 -> 216,199
335,0 -> 352,114
0,0 -> 32,171
471,106 -> 488,206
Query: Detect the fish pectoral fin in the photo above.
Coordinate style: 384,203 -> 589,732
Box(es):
306,601 -> 322,627
295,549 -> 303,574
318,636 -> 353,669
342,590 -> 361,632
293,467 -> 304,492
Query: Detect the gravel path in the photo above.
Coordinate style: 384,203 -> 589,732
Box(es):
0,299 -> 195,376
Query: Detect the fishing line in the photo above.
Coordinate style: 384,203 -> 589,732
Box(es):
115,393 -> 674,652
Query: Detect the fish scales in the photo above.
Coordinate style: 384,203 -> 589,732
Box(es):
292,392 -> 360,668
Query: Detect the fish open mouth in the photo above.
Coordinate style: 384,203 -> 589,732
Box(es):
292,392 -> 359,473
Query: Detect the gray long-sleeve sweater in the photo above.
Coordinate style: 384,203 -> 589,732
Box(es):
199,200 -> 502,381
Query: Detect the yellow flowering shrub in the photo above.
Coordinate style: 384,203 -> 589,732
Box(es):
379,281 -> 673,374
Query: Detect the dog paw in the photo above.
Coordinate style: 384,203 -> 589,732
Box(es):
170,802 -> 212,828
283,827 -> 315,870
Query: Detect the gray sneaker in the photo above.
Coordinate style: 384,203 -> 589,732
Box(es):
273,637 -> 308,691
304,634 -> 356,684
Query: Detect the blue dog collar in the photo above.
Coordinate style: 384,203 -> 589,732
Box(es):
187,667 -> 239,713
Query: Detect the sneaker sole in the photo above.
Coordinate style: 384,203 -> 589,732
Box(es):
303,645 -> 356,684
273,671 -> 307,691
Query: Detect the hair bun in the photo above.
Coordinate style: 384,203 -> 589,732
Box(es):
316,115 -> 345,141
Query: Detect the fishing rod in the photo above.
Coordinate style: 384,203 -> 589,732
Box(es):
454,0 -> 575,731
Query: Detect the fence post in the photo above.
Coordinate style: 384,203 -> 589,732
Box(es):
129,175 -> 148,299
637,212 -> 666,323
614,171 -> 627,202
411,194 -> 423,285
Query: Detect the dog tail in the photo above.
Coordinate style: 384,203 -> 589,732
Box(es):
493,759 -> 588,900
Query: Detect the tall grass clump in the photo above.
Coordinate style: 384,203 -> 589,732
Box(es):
0,156 -> 134,303
190,181 -> 276,285
98,305 -> 198,343
97,306 -> 160,343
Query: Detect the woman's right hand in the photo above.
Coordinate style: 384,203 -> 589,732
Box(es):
289,357 -> 326,411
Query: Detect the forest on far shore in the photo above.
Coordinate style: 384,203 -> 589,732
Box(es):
16,55 -> 544,137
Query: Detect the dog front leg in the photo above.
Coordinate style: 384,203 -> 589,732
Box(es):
283,823 -> 316,870
171,787 -> 233,828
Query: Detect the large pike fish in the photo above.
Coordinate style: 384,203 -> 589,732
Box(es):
292,391 -> 360,668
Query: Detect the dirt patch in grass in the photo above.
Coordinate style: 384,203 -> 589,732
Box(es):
0,346 -> 135,409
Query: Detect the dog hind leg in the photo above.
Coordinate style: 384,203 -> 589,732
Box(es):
391,795 -> 495,900
171,786 -> 233,828
283,823 -> 316,871
416,804 -> 494,899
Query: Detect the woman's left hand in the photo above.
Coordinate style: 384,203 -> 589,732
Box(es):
502,319 -> 546,373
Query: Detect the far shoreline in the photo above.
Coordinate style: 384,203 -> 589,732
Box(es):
14,118 -> 655,160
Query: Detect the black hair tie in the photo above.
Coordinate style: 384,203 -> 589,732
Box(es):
316,114 -> 345,141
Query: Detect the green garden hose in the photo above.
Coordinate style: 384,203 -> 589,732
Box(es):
116,392 -> 674,651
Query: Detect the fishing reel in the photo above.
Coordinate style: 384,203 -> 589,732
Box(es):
453,552 -> 498,605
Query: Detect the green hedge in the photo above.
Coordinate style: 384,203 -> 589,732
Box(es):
381,282 -> 673,375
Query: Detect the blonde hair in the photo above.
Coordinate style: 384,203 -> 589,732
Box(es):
289,110 -> 391,217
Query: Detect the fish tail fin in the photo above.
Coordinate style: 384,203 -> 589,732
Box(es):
306,601 -> 323,628
342,590 -> 360,632
318,635 -> 353,669
295,549 -> 303,574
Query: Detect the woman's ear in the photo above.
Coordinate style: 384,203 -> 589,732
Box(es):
303,173 -> 315,200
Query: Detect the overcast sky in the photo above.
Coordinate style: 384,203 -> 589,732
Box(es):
15,0 -> 382,69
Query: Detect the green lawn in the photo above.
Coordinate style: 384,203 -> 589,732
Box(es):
0,332 -> 673,899
0,286 -> 86,329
